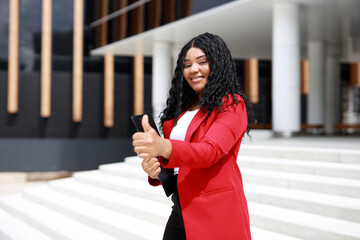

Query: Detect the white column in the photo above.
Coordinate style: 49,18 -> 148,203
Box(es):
307,41 -> 325,126
306,4 -> 326,129
272,2 -> 301,136
152,41 -> 172,126
324,4 -> 341,131
324,55 -> 338,134
172,45 -> 181,73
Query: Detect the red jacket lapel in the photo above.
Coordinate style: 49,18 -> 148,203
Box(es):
162,119 -> 174,139
184,110 -> 207,142
163,110 -> 207,142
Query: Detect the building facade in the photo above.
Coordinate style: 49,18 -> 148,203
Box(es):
0,0 -> 359,171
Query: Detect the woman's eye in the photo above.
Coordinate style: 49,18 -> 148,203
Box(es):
184,64 -> 191,68
200,61 -> 207,64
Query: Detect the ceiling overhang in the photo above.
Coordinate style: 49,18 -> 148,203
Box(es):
91,0 -> 360,61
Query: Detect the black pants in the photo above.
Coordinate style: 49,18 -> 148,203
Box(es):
163,176 -> 186,240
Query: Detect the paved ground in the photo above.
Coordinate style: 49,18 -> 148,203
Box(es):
0,172 -> 72,196
0,181 -> 47,196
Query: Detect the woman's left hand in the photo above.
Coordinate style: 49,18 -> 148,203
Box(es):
132,115 -> 172,159
141,158 -> 161,180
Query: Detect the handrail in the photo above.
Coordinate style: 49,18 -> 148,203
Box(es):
89,0 -> 151,28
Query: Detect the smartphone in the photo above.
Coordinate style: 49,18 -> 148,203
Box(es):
130,114 -> 175,197
131,114 -> 160,135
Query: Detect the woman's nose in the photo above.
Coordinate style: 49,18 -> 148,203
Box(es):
190,63 -> 199,73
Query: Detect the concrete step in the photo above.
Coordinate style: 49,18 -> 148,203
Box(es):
239,145 -> 360,164
244,183 -> 360,222
249,201 -> 360,240
49,178 -> 171,225
242,168 -> 360,198
0,194 -> 118,240
101,161 -> 360,198
22,186 -> 164,240
251,227 -> 303,240
73,171 -> 169,204
0,187 -> 307,240
50,175 -> 303,240
123,156 -> 143,166
0,207 -> 53,240
101,162 -> 360,222
238,156 -> 360,179
99,162 -> 146,180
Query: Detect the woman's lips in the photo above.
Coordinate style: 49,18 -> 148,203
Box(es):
191,76 -> 203,82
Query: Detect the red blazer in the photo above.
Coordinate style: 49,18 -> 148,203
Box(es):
152,95 -> 251,240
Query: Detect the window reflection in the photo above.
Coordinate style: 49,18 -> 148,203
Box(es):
0,0 -> 102,72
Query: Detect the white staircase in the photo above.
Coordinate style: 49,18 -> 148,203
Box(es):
0,144 -> 359,240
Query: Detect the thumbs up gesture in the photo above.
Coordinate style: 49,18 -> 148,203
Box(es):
141,114 -> 153,133
132,115 -> 172,159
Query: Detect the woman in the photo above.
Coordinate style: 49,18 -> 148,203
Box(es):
132,32 -> 253,240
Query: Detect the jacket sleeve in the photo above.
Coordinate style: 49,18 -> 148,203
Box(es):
159,98 -> 247,169
148,176 -> 161,186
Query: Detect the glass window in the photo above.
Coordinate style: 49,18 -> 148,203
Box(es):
20,0 -> 42,72
0,0 -> 9,70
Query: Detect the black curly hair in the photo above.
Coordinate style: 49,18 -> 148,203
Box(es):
160,32 -> 254,134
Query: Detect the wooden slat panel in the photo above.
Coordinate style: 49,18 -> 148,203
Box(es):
114,0 -> 128,41
104,54 -> 114,127
301,60 -> 309,94
133,55 -> 144,115
41,0 -> 52,118
244,58 -> 259,103
334,123 -> 360,129
250,123 -> 272,129
130,1 -> 144,115
73,0 -> 84,123
147,0 -> 161,29
163,0 -> 176,24
130,0 -> 144,35
181,0 -> 192,18
350,63 -> 360,87
7,0 -> 20,114
96,0 -> 108,47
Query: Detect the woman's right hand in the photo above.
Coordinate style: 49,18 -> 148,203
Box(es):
141,158 -> 161,180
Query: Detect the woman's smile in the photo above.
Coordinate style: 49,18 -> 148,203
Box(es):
191,75 -> 205,82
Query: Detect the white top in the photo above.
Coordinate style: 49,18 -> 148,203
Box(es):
169,109 -> 199,175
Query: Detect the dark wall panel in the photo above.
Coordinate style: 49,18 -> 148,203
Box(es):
0,139 -> 133,171
41,72 -> 74,137
0,71 -> 139,138
0,67 -> 153,171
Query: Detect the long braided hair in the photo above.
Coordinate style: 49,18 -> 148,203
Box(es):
160,32 -> 254,135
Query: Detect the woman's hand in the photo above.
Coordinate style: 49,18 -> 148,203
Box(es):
141,158 -> 161,180
132,115 -> 172,159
